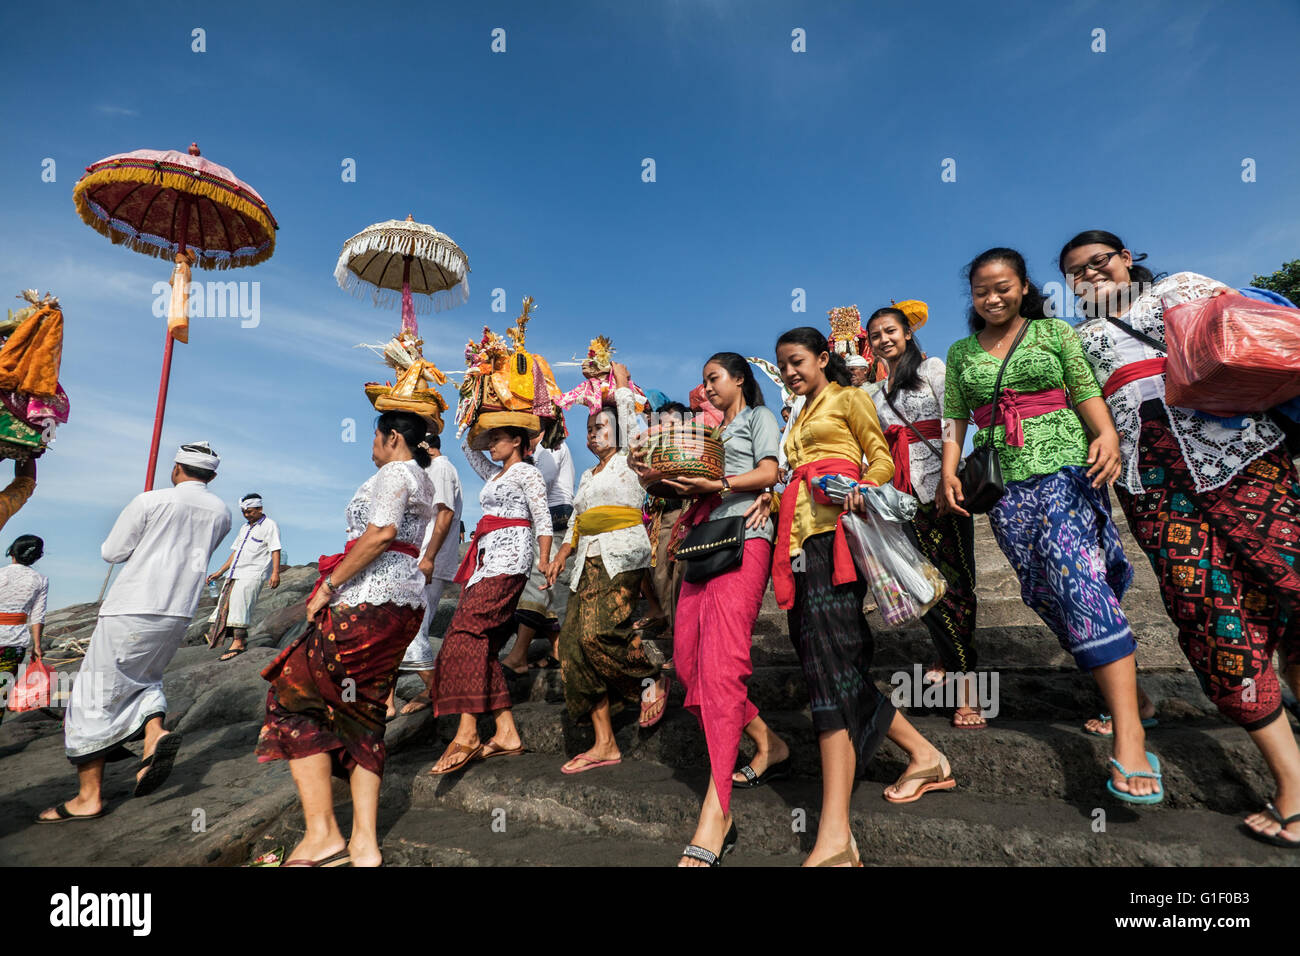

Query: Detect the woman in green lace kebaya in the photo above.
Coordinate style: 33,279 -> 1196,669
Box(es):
937,247 -> 1163,805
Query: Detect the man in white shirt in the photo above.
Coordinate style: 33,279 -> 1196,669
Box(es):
502,433 -> 576,674
37,442 -> 232,823
205,493 -> 281,661
389,432 -> 463,717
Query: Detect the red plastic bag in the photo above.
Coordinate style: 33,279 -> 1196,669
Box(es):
8,657 -> 52,712
1164,291 -> 1300,416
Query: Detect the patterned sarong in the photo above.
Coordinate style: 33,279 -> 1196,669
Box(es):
988,466 -> 1136,671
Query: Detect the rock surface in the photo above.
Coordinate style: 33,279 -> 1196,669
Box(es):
3,520 -> 1298,868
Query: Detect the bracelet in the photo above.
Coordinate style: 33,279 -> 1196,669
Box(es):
323,575 -> 336,592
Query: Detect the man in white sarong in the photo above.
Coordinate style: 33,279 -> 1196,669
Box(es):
37,442 -> 232,823
205,493 -> 282,661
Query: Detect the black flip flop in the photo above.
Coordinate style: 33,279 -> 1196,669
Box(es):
35,802 -> 107,824
1242,803 -> 1300,849
133,732 -> 183,798
733,756 -> 791,790
219,645 -> 247,662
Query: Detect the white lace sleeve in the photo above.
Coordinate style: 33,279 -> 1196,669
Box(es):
461,433 -> 501,481
368,462 -> 412,529
32,574 -> 48,623
920,358 -> 946,416
614,386 -> 636,452
518,465 -> 553,539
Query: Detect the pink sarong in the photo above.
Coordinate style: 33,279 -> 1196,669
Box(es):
673,537 -> 772,815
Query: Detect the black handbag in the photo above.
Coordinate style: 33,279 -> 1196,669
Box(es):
959,318 -> 1032,514
677,515 -> 746,583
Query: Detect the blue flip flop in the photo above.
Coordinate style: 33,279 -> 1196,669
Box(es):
1106,751 -> 1164,805
1084,713 -> 1158,737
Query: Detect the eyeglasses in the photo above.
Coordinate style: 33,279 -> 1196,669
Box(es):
1065,250 -> 1123,281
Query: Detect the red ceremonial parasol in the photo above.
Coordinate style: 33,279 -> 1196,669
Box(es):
73,143 -> 277,489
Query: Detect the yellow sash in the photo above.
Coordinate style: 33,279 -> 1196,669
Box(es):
572,505 -> 643,552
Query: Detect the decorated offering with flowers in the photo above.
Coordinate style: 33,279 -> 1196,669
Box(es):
556,335 -> 649,415
0,290 -> 70,461
358,327 -> 450,432
456,296 -> 567,449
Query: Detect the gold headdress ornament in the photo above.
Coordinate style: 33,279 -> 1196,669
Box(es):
828,305 -> 868,357
358,326 -> 450,433
457,295 -> 565,448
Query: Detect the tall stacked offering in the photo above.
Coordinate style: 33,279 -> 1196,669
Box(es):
0,291 -> 70,460
556,336 -> 649,414
360,328 -> 450,433
457,296 -> 566,449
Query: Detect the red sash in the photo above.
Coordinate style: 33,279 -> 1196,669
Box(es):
972,388 -> 1069,448
310,539 -> 421,602
773,457 -> 864,611
454,515 -> 533,583
883,419 -> 941,497
0,611 -> 28,625
1102,358 -> 1167,400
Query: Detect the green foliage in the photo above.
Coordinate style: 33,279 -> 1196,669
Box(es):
1250,260 -> 1300,304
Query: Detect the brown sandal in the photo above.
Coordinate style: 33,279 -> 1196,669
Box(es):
883,758 -> 956,804
428,741 -> 483,776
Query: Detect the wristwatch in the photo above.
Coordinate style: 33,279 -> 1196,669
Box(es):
719,476 -> 733,498
323,575 -> 336,592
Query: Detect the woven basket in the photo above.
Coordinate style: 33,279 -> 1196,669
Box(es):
643,424 -> 724,480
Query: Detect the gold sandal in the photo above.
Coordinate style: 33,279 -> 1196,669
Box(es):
814,835 -> 863,867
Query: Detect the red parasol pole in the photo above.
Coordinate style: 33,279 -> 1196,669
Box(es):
143,198 -> 190,491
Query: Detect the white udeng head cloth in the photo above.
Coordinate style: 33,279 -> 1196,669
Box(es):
845,354 -> 869,369
240,495 -> 263,509
175,441 -> 220,473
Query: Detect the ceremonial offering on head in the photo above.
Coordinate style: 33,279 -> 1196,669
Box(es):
828,305 -> 877,375
358,327 -> 450,433
456,296 -> 566,450
817,473 -> 947,626
0,290 -> 70,461
555,336 -> 649,414
1163,291 -> 1300,416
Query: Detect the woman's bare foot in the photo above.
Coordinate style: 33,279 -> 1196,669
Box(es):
732,729 -> 790,784
883,750 -> 951,801
802,832 -> 859,867
346,838 -> 382,867
1084,687 -> 1156,736
286,829 -> 347,866
679,810 -> 733,867
1109,742 -> 1160,798
430,736 -> 481,774
1243,791 -> 1300,844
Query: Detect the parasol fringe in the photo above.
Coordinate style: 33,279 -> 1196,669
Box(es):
72,167 -> 276,270
335,263 -> 469,314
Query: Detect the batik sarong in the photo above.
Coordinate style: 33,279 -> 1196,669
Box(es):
786,532 -> 896,772
910,503 -> 978,671
426,573 -> 528,716
988,465 -> 1136,670
256,601 -> 421,777
558,558 -> 656,722
1116,404 -> 1300,730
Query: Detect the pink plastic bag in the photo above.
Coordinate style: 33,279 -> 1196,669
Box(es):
8,657 -> 52,712
1164,292 -> 1300,415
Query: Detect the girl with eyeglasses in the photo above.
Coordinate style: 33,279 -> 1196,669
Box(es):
1059,229 -> 1300,846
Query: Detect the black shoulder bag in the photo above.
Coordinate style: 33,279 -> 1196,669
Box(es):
677,512 -> 746,583
958,318 -> 1032,514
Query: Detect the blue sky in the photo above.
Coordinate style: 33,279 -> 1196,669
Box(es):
1,0 -> 1297,609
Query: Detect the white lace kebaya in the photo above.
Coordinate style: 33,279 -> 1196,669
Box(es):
1074,271 -> 1285,495
461,436 -> 553,589
333,459 -> 436,610
867,356 -> 948,505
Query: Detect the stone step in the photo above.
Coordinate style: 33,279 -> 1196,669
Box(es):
400,705 -> 1292,815
681,618 -> 1184,671
494,661 -> 1212,722
392,751 -> 1293,866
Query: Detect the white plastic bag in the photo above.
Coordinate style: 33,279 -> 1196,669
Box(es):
817,473 -> 947,626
